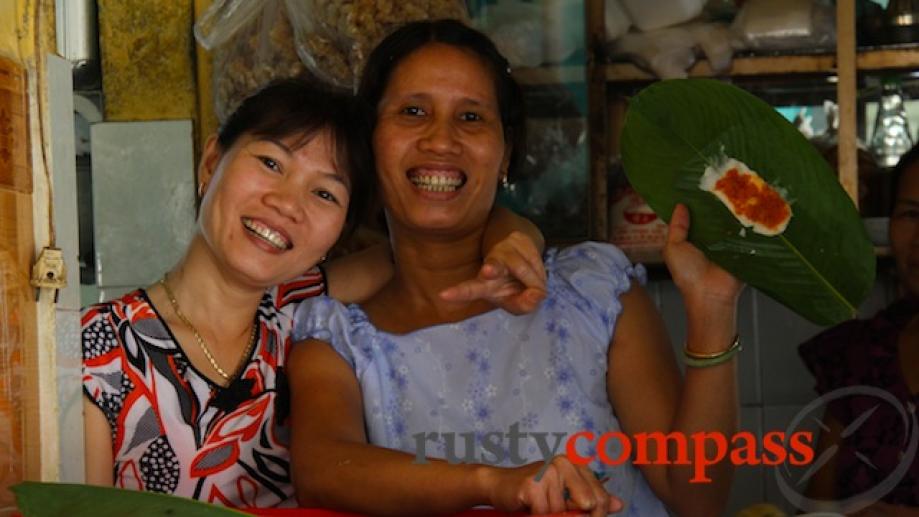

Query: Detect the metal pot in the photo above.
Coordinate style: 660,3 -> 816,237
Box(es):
55,0 -> 101,90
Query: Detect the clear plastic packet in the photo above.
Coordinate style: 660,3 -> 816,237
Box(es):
195,0 -> 313,123
731,0 -> 836,52
610,21 -> 739,79
470,0 -> 543,67
605,0 -> 632,42
293,0 -> 469,89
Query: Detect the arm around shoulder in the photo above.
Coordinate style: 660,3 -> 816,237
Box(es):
482,206 -> 544,255
323,243 -> 393,304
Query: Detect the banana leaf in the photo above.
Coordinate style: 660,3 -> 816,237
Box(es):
12,482 -> 250,516
620,78 -> 874,326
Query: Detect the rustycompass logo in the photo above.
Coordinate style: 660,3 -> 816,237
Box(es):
776,385 -> 919,514
412,423 -> 815,483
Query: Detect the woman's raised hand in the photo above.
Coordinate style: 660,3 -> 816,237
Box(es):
440,230 -> 547,315
662,203 -> 744,309
483,455 -> 622,516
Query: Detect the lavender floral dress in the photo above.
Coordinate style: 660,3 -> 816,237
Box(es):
294,242 -> 669,515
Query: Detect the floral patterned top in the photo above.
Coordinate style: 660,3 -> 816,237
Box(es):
82,269 -> 325,508
294,242 -> 669,515
799,298 -> 919,506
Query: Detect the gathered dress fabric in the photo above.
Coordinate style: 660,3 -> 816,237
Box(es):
294,242 -> 669,515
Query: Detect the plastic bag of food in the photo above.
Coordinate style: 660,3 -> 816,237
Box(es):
610,21 -> 739,79
293,0 -> 469,89
621,0 -> 706,31
605,0 -> 632,42
612,27 -> 697,79
687,22 -> 737,72
471,0 -> 543,67
731,0 -> 836,52
195,0 -> 312,123
542,0 -> 585,64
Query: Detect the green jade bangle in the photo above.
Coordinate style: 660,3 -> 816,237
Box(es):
683,335 -> 742,368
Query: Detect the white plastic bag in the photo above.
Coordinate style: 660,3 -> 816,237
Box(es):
605,0 -> 632,41
688,23 -> 737,73
612,27 -> 698,79
731,0 -> 836,52
472,0 -> 543,67
611,21 -> 738,79
195,0 -> 312,123
620,0 -> 706,31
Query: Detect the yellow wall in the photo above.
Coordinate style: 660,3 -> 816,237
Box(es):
0,3 -> 18,58
0,0 -> 48,60
0,2 -> 26,59
97,0 -> 197,121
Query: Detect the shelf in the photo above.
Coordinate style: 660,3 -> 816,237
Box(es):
621,245 -> 892,266
512,65 -> 585,85
605,48 -> 919,84
856,48 -> 919,72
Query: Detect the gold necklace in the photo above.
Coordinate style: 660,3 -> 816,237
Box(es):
159,274 -> 258,383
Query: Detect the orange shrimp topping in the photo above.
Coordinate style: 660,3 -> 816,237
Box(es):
714,168 -> 791,231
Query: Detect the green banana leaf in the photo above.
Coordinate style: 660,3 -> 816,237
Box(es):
621,78 -> 875,326
12,482 -> 251,516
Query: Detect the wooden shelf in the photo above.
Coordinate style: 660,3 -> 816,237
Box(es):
512,65 -> 585,85
607,54 -> 836,82
621,245 -> 891,266
856,48 -> 919,71
605,48 -> 919,84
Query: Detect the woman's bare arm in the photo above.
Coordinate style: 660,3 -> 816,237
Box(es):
608,284 -> 738,517
289,339 -> 489,515
326,207 -> 547,311
83,397 -> 114,486
287,339 -> 616,516
609,204 -> 741,517
804,410 -> 841,501
324,243 -> 392,304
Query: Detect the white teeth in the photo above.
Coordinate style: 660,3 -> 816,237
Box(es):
410,174 -> 463,192
242,218 -> 290,250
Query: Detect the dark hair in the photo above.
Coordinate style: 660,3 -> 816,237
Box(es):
217,79 -> 374,235
357,19 -> 527,177
891,142 -> 919,211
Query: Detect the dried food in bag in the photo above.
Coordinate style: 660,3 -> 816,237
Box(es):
294,0 -> 469,89
195,0 -> 313,123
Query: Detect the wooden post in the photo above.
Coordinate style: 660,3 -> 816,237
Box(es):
836,0 -> 859,205
586,0 -> 608,241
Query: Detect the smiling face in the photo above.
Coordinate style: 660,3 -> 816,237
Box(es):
197,130 -> 350,288
890,163 -> 919,298
372,42 -> 510,236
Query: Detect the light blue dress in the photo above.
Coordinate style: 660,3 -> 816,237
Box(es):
293,242 -> 669,515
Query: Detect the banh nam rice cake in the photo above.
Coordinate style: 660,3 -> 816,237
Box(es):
699,158 -> 792,236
